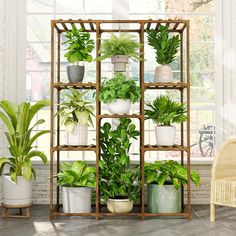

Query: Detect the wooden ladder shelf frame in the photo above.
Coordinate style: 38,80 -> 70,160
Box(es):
50,19 -> 190,221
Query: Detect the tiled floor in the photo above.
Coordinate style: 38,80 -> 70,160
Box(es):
0,205 -> 236,236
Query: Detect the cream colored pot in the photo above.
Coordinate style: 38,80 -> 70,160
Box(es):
155,125 -> 176,146
155,65 -> 173,82
107,198 -> 133,213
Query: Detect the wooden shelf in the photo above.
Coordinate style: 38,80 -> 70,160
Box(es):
144,82 -> 187,90
53,82 -> 96,89
144,145 -> 188,152
53,145 -> 96,152
98,114 -> 143,119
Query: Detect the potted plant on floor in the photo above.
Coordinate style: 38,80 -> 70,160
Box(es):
99,73 -> 141,115
0,100 -> 49,206
99,118 -> 141,213
97,33 -> 142,72
56,88 -> 95,145
56,160 -> 96,213
63,25 -> 94,82
145,95 -> 187,146
144,160 -> 200,213
146,24 -> 180,82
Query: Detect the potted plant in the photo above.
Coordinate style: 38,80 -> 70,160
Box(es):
146,24 -> 180,82
56,160 -> 96,213
145,95 -> 187,146
56,88 -> 95,145
0,100 -> 49,206
97,33 -> 142,72
144,160 -> 200,213
99,118 -> 141,213
63,25 -> 94,82
99,73 -> 141,115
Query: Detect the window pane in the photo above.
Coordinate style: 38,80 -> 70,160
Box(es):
85,0 -> 112,13
27,0 -> 54,13
56,0 -> 84,13
188,0 -> 214,14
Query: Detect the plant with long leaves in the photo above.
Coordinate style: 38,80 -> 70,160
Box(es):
63,25 -> 94,63
56,88 -> 95,133
0,100 -> 50,182
144,160 -> 200,190
146,25 -> 180,65
97,33 -> 142,61
56,161 -> 96,187
145,95 -> 187,126
99,118 -> 141,202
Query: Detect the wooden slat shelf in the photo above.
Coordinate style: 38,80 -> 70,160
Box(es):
98,114 -> 143,119
53,82 -> 96,89
144,82 -> 187,90
53,145 -> 96,152
144,145 -> 188,152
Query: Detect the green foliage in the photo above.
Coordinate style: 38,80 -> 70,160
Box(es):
0,100 -> 49,182
145,95 -> 187,126
62,25 -> 94,63
146,25 -> 180,65
99,118 -> 141,202
97,33 -> 142,61
56,88 -> 95,133
99,73 -> 141,104
56,161 -> 96,187
144,160 -> 200,190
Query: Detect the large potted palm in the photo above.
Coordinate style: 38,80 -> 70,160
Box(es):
0,100 -> 49,206
145,160 -> 200,213
56,88 -> 95,145
146,25 -> 180,82
145,95 -> 187,146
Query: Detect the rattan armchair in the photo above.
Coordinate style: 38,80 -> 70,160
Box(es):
210,138 -> 236,222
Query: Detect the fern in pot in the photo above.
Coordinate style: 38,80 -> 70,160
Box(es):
145,95 -> 187,146
57,88 -> 94,145
97,33 -> 142,72
145,160 -> 200,213
56,161 -> 96,213
0,100 -> 49,206
99,73 -> 141,115
146,25 -> 180,82
63,25 -> 94,83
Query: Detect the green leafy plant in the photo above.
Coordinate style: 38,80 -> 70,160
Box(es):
97,33 -> 142,61
99,118 -> 141,201
146,25 -> 180,65
99,73 -> 141,104
56,161 -> 96,187
56,88 -> 95,133
144,160 -> 200,190
0,100 -> 50,182
63,25 -> 94,63
145,95 -> 187,126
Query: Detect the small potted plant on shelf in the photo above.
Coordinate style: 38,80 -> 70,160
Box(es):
56,160 -> 96,213
63,25 -> 94,83
145,95 -> 187,146
99,73 -> 141,115
56,88 -> 95,145
99,118 -> 141,213
144,160 -> 200,213
0,100 -> 49,207
97,33 -> 142,72
146,24 -> 180,82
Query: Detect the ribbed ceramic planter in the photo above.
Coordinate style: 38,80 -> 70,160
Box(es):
67,65 -> 85,83
67,124 -> 88,145
108,99 -> 131,115
111,55 -> 129,72
147,184 -> 181,213
154,65 -> 173,83
107,198 -> 133,213
3,175 -> 32,206
155,125 -> 176,146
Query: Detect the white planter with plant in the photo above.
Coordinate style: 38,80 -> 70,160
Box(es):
97,33 -> 142,72
0,100 -> 49,206
57,88 -> 94,146
56,161 -> 96,213
63,25 -> 94,83
147,25 -> 180,82
145,95 -> 187,146
99,73 -> 141,115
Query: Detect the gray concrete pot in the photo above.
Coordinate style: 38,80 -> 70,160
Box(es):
147,184 -> 181,213
67,65 -> 85,83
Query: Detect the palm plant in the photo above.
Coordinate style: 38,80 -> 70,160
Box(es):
0,100 -> 50,182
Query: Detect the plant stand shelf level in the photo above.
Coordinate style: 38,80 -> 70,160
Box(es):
50,19 -> 190,220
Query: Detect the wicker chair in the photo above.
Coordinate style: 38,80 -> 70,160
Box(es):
210,138 -> 236,222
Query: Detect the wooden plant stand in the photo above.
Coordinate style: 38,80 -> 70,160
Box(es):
2,204 -> 31,219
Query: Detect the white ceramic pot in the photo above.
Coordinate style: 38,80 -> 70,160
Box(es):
108,99 -> 131,115
155,65 -> 173,82
111,55 -> 129,72
107,198 -> 133,213
3,175 -> 32,206
67,123 -> 88,145
155,125 -> 176,146
62,187 -> 92,213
